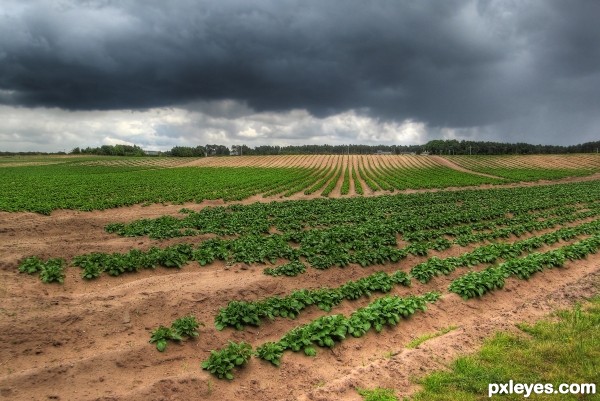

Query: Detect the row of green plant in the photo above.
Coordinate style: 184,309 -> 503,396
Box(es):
19,206 -> 599,284
410,218 -> 600,283
208,219 -> 599,339
72,244 -> 195,279
149,315 -> 203,351
449,234 -> 600,299
402,203 -> 582,242
352,164 -> 364,194
201,341 -> 253,380
321,164 -> 344,197
255,292 -> 440,366
340,165 -> 350,195
0,164 -> 314,214
357,158 -> 379,191
215,270 -> 411,330
261,165 -> 321,197
104,180 -> 600,242
190,207 -> 598,273
17,182 -> 600,284
304,162 -> 339,195
207,219 -> 596,333
18,256 -> 66,283
448,155 -> 598,181
202,292 -> 440,380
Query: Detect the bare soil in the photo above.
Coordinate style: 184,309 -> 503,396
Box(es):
429,156 -> 503,179
1,191 -> 599,400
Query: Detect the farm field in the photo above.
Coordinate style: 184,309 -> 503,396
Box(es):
0,155 -> 599,400
1,154 -> 600,214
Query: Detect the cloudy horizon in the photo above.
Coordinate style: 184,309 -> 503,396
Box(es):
1,0 -> 599,152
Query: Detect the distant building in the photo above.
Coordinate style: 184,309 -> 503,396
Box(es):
144,150 -> 161,156
421,151 -> 430,156
375,150 -> 392,155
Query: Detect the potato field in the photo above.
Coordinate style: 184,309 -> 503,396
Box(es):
0,154 -> 599,401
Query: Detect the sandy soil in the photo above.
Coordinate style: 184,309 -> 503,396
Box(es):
447,154 -> 600,171
429,156 -> 503,179
0,193 -> 599,400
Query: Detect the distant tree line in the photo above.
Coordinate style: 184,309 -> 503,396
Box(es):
214,140 -> 600,156
422,140 -> 600,155
2,140 -> 598,157
70,144 -> 145,156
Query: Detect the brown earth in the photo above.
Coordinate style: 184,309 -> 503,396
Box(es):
1,190 -> 599,400
446,154 -> 600,171
429,156 -> 503,179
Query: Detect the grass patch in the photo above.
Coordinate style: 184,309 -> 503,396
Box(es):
407,326 -> 458,349
410,297 -> 600,400
358,387 -> 399,401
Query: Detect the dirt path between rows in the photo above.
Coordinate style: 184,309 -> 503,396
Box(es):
429,155 -> 504,179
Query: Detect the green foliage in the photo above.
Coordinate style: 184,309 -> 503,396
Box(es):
18,256 -> 44,274
171,315 -> 203,338
20,182 -> 600,289
449,267 -> 506,299
341,165 -> 350,195
0,164 -> 311,213
201,341 -> 253,380
149,326 -> 182,352
305,162 -> 340,195
352,165 -> 364,195
449,234 -> 600,299
19,256 -> 66,283
449,155 -> 596,181
321,162 -> 344,197
215,270 -> 412,330
357,388 -> 398,401
255,342 -> 285,366
412,298 -> 600,401
17,257 -> 65,284
215,301 -> 263,331
256,293 -> 440,366
149,315 -> 203,352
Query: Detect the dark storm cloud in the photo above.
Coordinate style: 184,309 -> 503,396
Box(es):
1,0 -> 599,140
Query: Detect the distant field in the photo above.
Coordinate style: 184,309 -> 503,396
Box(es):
1,154 -> 598,213
446,154 -> 600,181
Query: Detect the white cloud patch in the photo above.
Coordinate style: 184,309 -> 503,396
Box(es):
0,102 -> 432,152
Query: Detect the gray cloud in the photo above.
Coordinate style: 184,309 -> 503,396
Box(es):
0,0 -> 599,148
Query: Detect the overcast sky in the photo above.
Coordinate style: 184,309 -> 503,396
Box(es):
1,0 -> 599,152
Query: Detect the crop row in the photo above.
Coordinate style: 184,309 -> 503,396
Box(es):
449,234 -> 600,299
201,231 -> 600,380
447,155 -> 599,181
255,292 -> 440,365
410,219 -> 600,283
202,292 -> 440,379
105,180 -> 600,239
211,219 -> 600,331
0,165 -> 313,214
19,199 -> 600,283
215,270 -> 411,330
